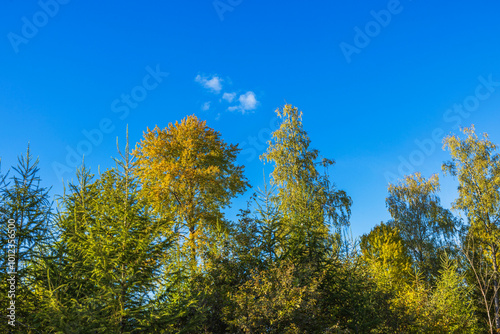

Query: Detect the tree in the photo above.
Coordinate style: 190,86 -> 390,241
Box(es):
259,105 -> 401,333
261,104 -> 351,265
317,244 -> 400,333
31,163 -> 100,333
391,256 -> 480,334
360,222 -> 413,292
386,172 -> 457,284
429,257 -> 479,333
240,176 -> 284,267
443,125 -> 500,332
34,137 -> 176,333
133,115 -> 249,269
461,232 -> 500,334
179,181 -> 284,334
0,146 -> 52,332
224,260 -> 321,334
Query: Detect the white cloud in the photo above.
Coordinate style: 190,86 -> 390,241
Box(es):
222,92 -> 236,103
195,74 -> 223,94
227,91 -> 258,114
195,72 -> 259,115
201,101 -> 211,111
239,91 -> 258,111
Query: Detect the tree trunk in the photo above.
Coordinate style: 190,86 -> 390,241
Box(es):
189,224 -> 196,270
492,243 -> 500,332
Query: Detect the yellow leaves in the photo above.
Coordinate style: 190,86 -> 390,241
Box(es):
361,223 -> 412,290
388,172 -> 440,208
132,115 -> 249,266
442,125 -> 500,241
225,260 -> 320,333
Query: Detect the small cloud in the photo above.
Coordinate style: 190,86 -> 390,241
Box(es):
195,74 -> 223,94
222,92 -> 236,103
227,91 -> 258,114
201,101 -> 211,111
239,91 -> 258,111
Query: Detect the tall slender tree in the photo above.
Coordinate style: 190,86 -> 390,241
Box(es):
386,172 -> 457,283
253,180 -> 284,265
261,104 -> 351,265
443,125 -> 500,332
0,146 -> 52,333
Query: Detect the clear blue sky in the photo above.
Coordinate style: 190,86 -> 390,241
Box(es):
1,0 -> 500,237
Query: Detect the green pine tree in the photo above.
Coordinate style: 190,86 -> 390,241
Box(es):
0,146 -> 52,333
34,135 -> 177,333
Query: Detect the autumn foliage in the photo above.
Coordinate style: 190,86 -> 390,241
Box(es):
133,115 -> 249,268
1,106 -> 499,333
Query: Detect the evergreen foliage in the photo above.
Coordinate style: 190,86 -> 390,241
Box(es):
1,109 -> 497,333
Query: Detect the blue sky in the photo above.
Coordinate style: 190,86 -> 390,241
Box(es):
1,0 -> 500,237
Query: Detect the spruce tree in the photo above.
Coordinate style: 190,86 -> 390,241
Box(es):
0,146 -> 52,333
34,135 -> 177,333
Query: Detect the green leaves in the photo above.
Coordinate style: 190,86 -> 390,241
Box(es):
0,145 -> 52,332
33,136 -> 177,333
429,257 -> 479,333
261,104 -> 352,265
443,125 -> 500,332
3,114 -> 499,333
361,222 -> 413,291
386,172 -> 457,283
224,260 -> 321,334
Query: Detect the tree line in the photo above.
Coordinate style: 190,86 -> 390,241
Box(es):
0,104 -> 499,333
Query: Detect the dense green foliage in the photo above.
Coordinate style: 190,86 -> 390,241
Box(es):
1,107 -> 499,333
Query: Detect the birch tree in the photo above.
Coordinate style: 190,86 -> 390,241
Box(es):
443,125 -> 500,333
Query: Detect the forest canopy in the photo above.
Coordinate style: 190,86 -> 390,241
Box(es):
1,105 -> 499,333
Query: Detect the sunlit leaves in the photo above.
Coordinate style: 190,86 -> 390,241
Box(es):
443,125 -> 500,245
443,125 -> 500,332
33,137 -> 176,333
133,115 -> 249,268
261,104 -> 352,265
360,222 -> 412,291
386,172 -> 457,283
